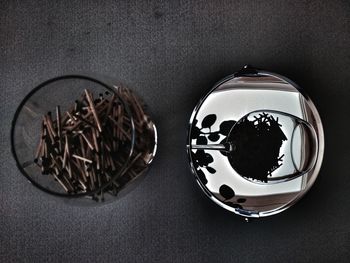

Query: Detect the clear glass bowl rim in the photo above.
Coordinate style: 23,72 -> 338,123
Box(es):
10,74 -> 136,198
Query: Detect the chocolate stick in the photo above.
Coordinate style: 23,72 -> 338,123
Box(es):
81,132 -> 95,151
56,106 -> 62,147
72,154 -> 93,164
84,89 -> 102,132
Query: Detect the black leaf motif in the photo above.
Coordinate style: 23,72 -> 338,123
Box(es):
196,169 -> 207,185
201,114 -> 216,129
197,136 -> 207,145
206,166 -> 216,174
190,116 -> 239,185
237,198 -> 246,203
219,184 -> 235,200
195,150 -> 206,167
205,153 -> 213,164
219,120 -> 236,136
191,126 -> 201,139
195,150 -> 213,167
208,132 -> 220,142
191,151 -> 199,169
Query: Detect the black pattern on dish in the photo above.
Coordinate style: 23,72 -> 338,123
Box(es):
190,115 -> 236,185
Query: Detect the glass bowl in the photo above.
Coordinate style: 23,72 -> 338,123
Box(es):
11,75 -> 157,205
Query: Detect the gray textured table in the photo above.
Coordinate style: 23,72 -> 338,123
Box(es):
1,1 -> 349,262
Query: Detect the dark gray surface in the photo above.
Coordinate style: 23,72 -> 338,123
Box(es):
1,0 -> 349,262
